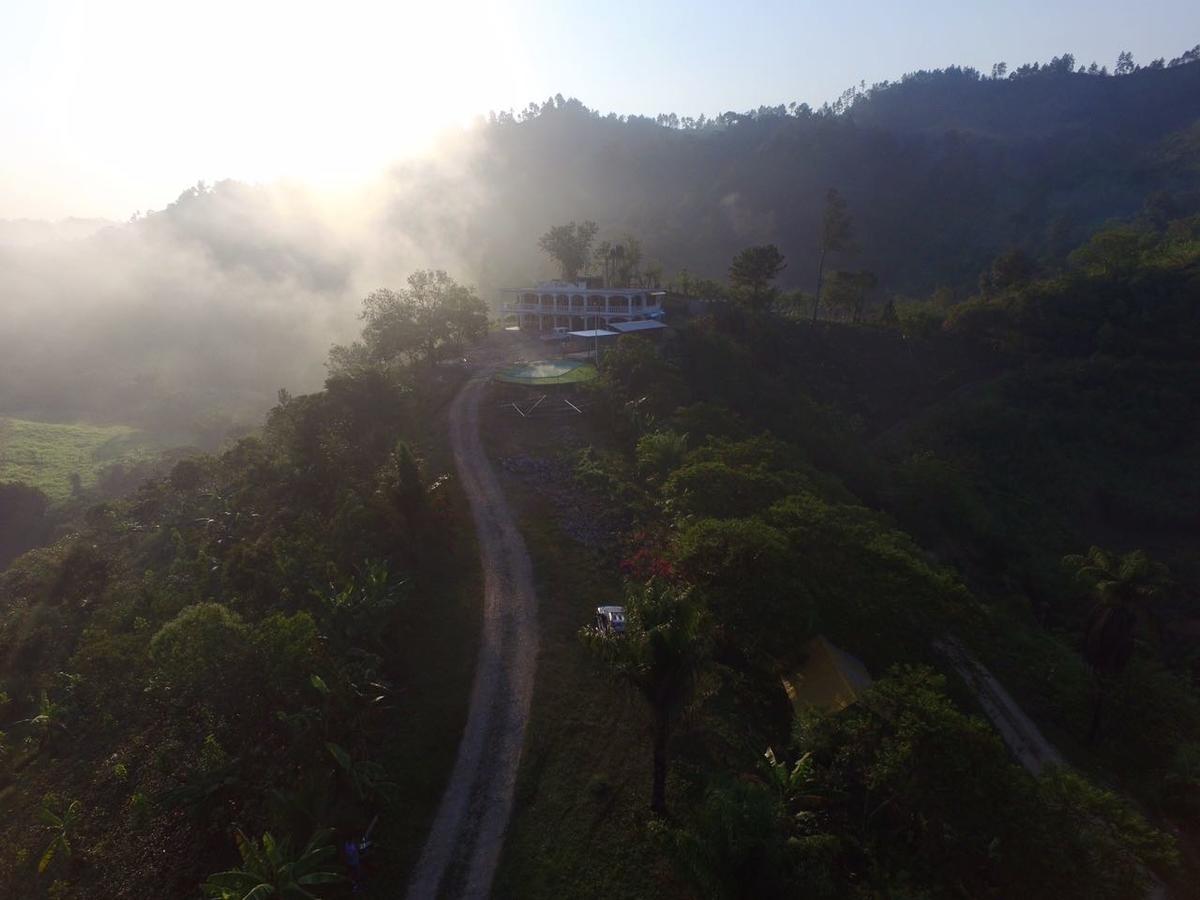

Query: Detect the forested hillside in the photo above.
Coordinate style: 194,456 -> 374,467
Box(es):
2,41 -> 1200,900
0,277 -> 490,897
491,207 -> 1200,897
3,48 -> 1199,438
464,49 -> 1200,294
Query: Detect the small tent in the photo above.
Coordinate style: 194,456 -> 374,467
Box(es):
781,636 -> 873,714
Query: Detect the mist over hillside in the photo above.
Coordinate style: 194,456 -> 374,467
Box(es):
0,218 -> 115,247
3,50 -> 1199,441
4,15 -> 1200,896
0,177 -> 464,442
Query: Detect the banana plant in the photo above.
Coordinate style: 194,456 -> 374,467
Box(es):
37,797 -> 80,874
326,742 -> 395,803
18,691 -> 68,749
761,747 -> 828,813
201,828 -> 345,899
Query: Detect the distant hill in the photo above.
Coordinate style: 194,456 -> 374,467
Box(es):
3,49 -> 1199,435
0,217 -> 115,246
444,53 -> 1200,294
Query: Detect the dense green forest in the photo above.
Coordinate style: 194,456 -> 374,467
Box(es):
2,44 -> 1200,900
0,278 -> 489,896
546,206 -> 1200,897
7,205 -> 1194,897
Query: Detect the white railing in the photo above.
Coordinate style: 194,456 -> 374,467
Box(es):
501,303 -> 661,314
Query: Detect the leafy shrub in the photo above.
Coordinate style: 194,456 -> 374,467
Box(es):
249,610 -> 321,702
149,603 -> 251,706
202,828 -> 344,899
312,561 -> 403,653
763,492 -> 975,667
635,430 -> 689,482
198,734 -> 230,774
673,516 -> 801,658
127,793 -> 152,828
792,667 -> 1177,899
895,300 -> 946,339
661,779 -> 795,899
1023,767 -> 1178,899
663,461 -> 784,520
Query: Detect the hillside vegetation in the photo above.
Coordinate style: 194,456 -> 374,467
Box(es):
489,208 -> 1200,898
1,45 -> 1199,900
0,274 -> 489,898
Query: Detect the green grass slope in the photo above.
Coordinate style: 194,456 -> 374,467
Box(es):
0,417 -> 162,503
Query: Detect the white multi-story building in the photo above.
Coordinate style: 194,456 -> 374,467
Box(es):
500,280 -> 666,332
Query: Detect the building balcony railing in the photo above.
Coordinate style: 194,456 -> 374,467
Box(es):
501,303 -> 659,314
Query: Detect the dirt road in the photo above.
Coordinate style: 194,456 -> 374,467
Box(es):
405,367 -> 539,899
935,638 -> 1064,775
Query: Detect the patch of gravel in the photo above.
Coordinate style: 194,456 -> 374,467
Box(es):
499,453 -> 624,553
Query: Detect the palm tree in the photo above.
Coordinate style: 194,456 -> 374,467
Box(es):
582,580 -> 711,814
1063,547 -> 1172,742
202,828 -> 345,899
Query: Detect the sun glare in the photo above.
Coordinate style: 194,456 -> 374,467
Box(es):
5,0 -> 530,217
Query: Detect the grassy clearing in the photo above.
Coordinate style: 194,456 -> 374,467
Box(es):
482,392 -> 669,899
495,360 -> 599,385
493,484 -> 667,899
0,417 -> 163,502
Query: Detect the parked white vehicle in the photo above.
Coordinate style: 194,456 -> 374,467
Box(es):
595,605 -> 627,635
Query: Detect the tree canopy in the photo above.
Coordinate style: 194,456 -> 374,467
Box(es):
538,220 -> 599,281
329,270 -> 488,374
729,244 -> 787,311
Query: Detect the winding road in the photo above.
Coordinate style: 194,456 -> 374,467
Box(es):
406,367 -> 539,899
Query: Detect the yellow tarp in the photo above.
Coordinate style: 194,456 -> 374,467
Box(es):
781,636 -> 873,714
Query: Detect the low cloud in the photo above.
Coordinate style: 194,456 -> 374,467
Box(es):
0,132 -> 512,444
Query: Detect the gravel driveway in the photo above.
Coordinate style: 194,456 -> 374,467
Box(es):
405,367 -> 539,899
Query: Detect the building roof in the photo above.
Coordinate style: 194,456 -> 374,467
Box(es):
568,329 -> 619,338
503,283 -> 666,297
610,319 -> 669,333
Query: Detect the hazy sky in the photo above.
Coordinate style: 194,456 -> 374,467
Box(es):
3,0 -> 1197,220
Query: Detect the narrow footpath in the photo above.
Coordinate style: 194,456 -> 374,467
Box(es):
406,366 -> 539,899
